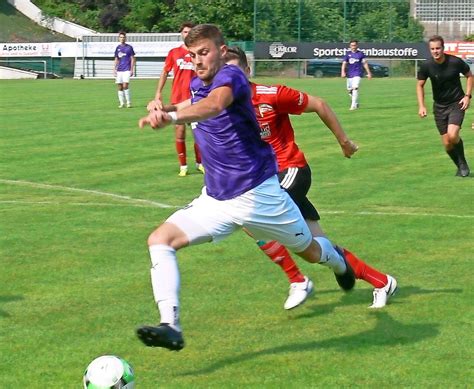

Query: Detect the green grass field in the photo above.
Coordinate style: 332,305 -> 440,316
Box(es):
1,77 -> 473,388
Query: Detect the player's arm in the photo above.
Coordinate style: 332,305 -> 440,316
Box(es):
416,79 -> 427,118
146,69 -> 170,111
460,71 -> 473,111
363,59 -> 372,79
341,61 -> 347,78
304,95 -> 358,158
140,86 -> 233,129
113,57 -> 119,76
130,55 -> 136,77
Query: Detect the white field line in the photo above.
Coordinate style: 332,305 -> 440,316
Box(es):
0,178 -> 473,219
0,178 -> 176,209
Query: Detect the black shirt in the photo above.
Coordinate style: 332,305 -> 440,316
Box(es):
417,54 -> 470,105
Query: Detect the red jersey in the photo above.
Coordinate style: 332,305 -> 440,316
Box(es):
164,45 -> 195,104
251,82 -> 308,171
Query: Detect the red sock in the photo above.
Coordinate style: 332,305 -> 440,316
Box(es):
259,241 -> 305,283
343,248 -> 387,288
194,142 -> 201,164
176,139 -> 186,166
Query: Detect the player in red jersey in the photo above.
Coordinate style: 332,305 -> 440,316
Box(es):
148,22 -> 203,177
226,46 -> 397,310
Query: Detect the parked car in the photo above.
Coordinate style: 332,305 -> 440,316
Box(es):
306,59 -> 389,78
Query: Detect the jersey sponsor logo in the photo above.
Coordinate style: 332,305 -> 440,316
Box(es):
259,123 -> 271,138
257,103 -> 274,117
177,58 -> 195,70
348,57 -> 360,64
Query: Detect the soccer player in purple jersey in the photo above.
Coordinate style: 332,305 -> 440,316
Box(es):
341,40 -> 372,110
114,31 -> 136,108
135,24 -> 355,351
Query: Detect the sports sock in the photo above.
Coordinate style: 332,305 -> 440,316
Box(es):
258,241 -> 305,283
176,139 -> 187,166
149,244 -> 181,331
314,237 -> 346,274
124,88 -> 131,105
446,147 -> 460,167
118,90 -> 125,105
454,138 -> 467,164
194,143 -> 202,164
352,89 -> 359,107
342,248 -> 388,288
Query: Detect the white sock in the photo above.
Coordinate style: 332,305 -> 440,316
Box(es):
124,88 -> 131,105
149,244 -> 181,331
118,90 -> 125,105
314,237 -> 347,274
352,89 -> 359,107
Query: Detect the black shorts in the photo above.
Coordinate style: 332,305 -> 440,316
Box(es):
433,101 -> 465,135
278,165 -> 320,221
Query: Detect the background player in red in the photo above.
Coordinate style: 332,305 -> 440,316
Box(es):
148,22 -> 203,176
226,46 -> 397,310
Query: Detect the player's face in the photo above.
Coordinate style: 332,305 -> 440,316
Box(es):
181,27 -> 192,41
119,34 -> 126,44
350,42 -> 358,52
429,40 -> 445,62
188,39 -> 226,84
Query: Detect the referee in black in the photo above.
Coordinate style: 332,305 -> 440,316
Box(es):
417,35 -> 473,177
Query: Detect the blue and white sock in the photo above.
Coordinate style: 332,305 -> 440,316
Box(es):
314,237 -> 347,275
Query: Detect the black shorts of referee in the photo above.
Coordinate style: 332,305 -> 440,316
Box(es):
278,164 -> 320,221
433,101 -> 465,135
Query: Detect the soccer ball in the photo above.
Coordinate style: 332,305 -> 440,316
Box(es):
83,355 -> 135,388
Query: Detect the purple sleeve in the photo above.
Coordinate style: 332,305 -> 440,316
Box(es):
212,65 -> 248,101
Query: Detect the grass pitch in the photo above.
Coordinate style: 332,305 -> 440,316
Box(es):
1,77 -> 473,388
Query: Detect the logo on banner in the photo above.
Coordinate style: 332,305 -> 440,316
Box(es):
269,42 -> 297,58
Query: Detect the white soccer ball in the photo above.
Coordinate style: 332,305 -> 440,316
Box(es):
83,355 -> 135,388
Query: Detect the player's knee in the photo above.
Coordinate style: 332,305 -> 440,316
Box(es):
295,240 -> 321,263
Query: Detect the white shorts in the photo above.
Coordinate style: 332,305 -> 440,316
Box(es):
166,175 -> 313,253
115,71 -> 131,84
347,76 -> 361,90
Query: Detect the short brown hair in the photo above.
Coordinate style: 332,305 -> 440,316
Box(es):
429,35 -> 444,47
184,24 -> 225,48
225,46 -> 248,69
179,22 -> 195,32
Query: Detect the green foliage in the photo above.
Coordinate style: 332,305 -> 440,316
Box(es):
464,34 -> 474,42
30,0 -> 424,42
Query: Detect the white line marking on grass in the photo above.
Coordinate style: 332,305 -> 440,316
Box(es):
0,200 -> 161,208
321,210 -> 473,219
1,178 -> 472,219
0,178 -> 175,209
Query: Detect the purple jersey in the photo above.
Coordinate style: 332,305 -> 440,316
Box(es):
190,64 -> 277,200
343,50 -> 366,78
114,44 -> 135,71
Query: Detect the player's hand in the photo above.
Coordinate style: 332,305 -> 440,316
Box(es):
341,139 -> 359,158
138,109 -> 172,129
147,99 -> 163,112
459,96 -> 471,111
418,107 -> 427,118
367,73 -> 372,80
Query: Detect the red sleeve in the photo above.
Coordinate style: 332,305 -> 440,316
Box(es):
163,49 -> 175,73
274,85 -> 309,115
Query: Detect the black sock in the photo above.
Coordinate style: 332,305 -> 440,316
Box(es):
454,138 -> 468,165
446,148 -> 460,168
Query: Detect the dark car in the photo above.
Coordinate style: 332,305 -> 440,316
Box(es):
306,59 -> 389,78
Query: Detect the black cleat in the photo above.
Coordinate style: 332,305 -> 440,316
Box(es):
136,324 -> 185,351
333,246 -> 356,291
458,162 -> 470,177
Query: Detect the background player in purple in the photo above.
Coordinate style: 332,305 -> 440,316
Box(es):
114,31 -> 136,108
341,39 -> 372,110
135,24 -> 355,351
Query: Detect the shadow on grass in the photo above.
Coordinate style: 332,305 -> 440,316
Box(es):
293,285 -> 463,319
180,310 -> 440,376
0,295 -> 24,318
